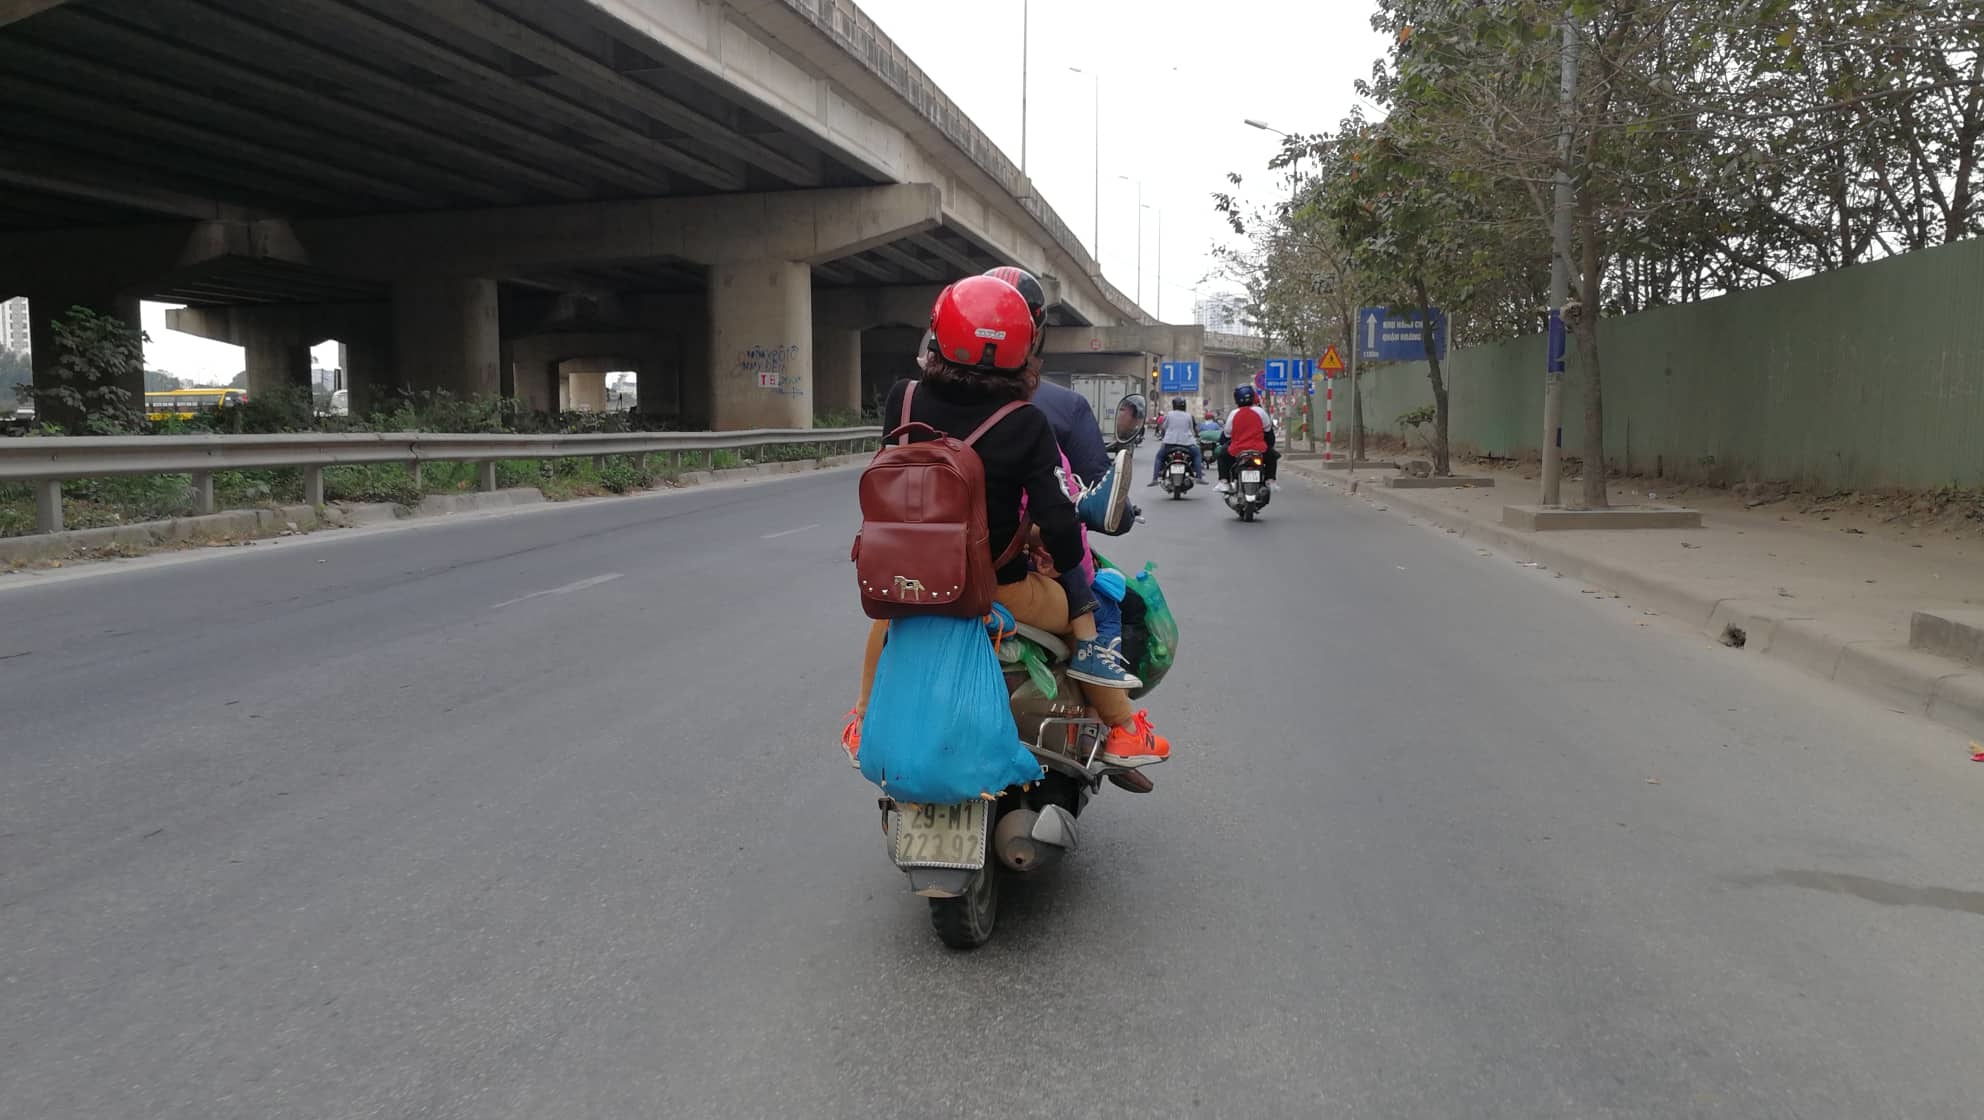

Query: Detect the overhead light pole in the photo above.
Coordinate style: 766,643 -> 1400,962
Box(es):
1541,19 -> 1578,506
1245,118 -> 1302,200
1020,0 -> 1029,173
1071,67 -> 1101,262
1118,175 -> 1144,308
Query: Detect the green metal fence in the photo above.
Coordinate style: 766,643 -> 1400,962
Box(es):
1356,236 -> 1984,490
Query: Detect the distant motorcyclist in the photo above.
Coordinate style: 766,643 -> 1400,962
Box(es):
1149,396 -> 1205,485
1216,384 -> 1280,493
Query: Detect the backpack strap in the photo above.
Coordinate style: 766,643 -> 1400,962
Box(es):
896,381 -> 918,446
960,399 -> 1030,448
992,517 -> 1032,570
966,399 -> 1034,570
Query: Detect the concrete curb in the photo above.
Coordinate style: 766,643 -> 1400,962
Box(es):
1386,476 -> 1495,490
334,502 -> 409,528
0,504 -> 322,567
414,490 -> 545,517
1291,461 -> 1984,740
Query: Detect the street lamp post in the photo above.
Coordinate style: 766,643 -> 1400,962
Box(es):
1118,175 -> 1143,308
1020,0 -> 1029,173
1151,206 -> 1163,320
1071,67 -> 1100,262
1245,118 -> 1303,200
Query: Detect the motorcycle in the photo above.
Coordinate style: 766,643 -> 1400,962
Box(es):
1225,448 -> 1272,521
878,421 -> 1167,950
1197,429 -> 1220,468
879,620 -> 1144,948
1158,444 -> 1198,499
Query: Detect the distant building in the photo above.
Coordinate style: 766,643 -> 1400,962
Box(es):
1,296 -> 31,354
1193,293 -> 1248,334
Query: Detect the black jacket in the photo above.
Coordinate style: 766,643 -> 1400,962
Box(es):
882,378 -> 1083,585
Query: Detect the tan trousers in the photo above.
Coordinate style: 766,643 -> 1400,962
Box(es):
856,573 -> 1134,727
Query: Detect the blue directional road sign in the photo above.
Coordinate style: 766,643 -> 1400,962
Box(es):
1357,307 -> 1449,363
1159,361 -> 1201,393
1262,358 -> 1314,394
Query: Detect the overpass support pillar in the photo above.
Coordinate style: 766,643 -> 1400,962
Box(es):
392,277 -> 500,400
27,289 -> 142,428
242,326 -> 312,401
708,260 -> 811,430
811,323 -> 862,423
344,336 -> 395,417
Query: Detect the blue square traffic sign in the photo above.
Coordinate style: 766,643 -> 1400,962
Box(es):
1357,307 -> 1448,362
1159,361 -> 1200,393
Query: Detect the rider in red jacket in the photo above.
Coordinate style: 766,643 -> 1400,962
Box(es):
1216,384 -> 1280,492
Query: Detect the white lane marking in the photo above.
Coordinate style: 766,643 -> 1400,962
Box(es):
490,572 -> 623,610
761,523 -> 821,540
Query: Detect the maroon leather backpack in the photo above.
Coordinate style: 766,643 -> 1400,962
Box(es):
851,383 -> 1030,620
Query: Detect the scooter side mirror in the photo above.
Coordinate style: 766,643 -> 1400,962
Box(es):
1113,394 -> 1147,446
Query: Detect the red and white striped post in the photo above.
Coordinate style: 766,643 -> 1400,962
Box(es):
1316,345 -> 1346,466
1323,373 -> 1335,462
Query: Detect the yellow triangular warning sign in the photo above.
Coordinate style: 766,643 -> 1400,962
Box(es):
1319,345 -> 1346,374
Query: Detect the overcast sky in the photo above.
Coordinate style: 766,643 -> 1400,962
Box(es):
141,0 -> 1388,381
854,0 -> 1388,315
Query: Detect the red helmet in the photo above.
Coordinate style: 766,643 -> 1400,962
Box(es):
981,266 -> 1047,327
926,276 -> 1037,373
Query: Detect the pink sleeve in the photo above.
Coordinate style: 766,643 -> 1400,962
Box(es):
1021,446 -> 1095,580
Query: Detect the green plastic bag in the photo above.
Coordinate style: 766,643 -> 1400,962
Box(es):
1129,561 -> 1177,686
1016,638 -> 1058,699
1092,553 -> 1179,697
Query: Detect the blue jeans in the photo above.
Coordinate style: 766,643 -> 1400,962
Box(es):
1054,566 -> 1098,621
1091,584 -> 1122,644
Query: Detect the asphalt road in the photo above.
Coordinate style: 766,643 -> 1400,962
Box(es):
4,467 -> 1983,1119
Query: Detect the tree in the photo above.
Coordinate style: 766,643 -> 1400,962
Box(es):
1215,146 -> 1372,454
23,307 -> 147,433
1323,120 -> 1544,475
144,368 -> 186,392
1358,0 -> 1725,503
1221,0 -> 1980,498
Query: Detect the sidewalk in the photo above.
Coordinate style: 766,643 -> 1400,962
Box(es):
1288,457 -> 1984,742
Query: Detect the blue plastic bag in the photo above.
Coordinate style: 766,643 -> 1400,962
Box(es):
860,616 -> 1042,803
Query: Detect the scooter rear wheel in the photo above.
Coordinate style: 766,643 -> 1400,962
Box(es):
929,864 -> 998,949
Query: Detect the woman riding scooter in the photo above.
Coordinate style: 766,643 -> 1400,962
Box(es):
843,277 -> 1171,771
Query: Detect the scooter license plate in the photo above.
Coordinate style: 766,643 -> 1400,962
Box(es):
1169,463 -> 1187,476
890,801 -> 989,870
1241,469 -> 1263,483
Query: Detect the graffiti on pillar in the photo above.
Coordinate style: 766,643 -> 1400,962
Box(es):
738,344 -> 805,397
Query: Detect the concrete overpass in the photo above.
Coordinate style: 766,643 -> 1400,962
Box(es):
0,0 -> 1200,428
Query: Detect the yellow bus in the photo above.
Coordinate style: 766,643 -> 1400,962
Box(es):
145,387 -> 244,421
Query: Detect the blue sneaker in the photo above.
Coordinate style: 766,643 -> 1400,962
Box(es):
1067,637 -> 1143,689
1076,452 -> 1133,535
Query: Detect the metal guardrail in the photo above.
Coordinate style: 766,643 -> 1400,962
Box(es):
1,426 -> 882,535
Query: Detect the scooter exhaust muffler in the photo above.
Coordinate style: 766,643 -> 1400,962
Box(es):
994,805 -> 1079,872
